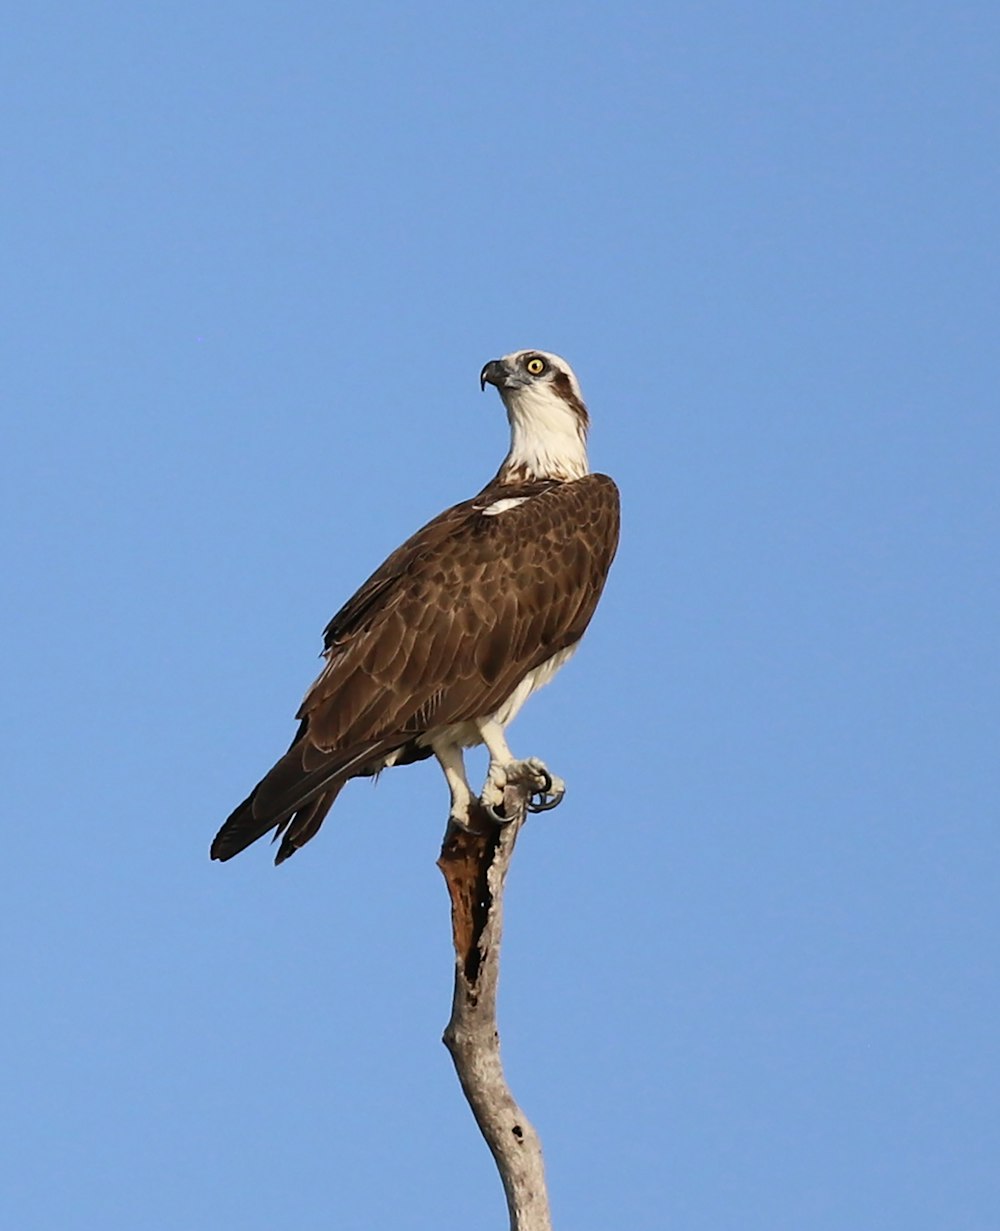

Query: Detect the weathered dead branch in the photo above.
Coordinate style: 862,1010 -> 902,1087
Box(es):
437,769 -> 552,1231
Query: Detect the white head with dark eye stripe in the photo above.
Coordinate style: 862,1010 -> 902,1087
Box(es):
479,350 -> 590,483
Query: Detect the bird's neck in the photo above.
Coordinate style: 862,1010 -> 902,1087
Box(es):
496,392 -> 590,484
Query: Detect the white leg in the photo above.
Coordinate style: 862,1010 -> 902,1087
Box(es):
431,739 -> 474,829
476,718 -> 516,764
476,718 -> 516,803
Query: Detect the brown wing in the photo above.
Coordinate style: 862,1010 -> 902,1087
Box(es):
299,474 -> 619,751
210,474 -> 619,861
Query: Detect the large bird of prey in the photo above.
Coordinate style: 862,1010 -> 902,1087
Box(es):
211,350 -> 619,864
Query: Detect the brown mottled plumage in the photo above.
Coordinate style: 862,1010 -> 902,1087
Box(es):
212,350 -> 619,864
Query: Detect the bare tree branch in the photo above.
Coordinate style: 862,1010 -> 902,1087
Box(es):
437,767 -> 553,1231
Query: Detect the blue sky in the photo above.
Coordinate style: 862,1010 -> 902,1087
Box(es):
3,3 -> 998,1228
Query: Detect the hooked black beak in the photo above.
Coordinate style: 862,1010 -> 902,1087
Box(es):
479,358 -> 507,391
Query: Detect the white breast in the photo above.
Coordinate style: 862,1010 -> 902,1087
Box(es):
488,644 -> 579,726
420,643 -> 580,751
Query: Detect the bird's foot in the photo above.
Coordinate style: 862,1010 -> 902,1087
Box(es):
482,757 -> 566,823
447,810 -> 477,834
445,795 -> 496,836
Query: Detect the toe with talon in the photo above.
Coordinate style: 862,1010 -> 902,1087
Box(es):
481,775 -> 510,825
527,778 -> 566,813
524,763 -> 565,814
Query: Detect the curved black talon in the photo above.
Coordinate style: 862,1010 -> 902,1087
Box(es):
485,801 -> 512,824
527,788 -> 564,814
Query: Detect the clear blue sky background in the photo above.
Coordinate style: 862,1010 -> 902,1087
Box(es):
3,4 -> 998,1228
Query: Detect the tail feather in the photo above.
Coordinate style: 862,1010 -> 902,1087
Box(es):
273,786 -> 342,865
253,736 -> 394,818
210,788 -> 288,862
211,736 -> 400,863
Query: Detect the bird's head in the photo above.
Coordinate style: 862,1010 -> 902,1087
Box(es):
479,349 -> 590,483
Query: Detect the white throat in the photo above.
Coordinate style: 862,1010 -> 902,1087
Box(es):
500,383 -> 589,482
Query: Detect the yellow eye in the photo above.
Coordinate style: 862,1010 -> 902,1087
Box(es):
526,356 -> 545,375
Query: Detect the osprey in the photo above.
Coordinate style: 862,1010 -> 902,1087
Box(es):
211,349 -> 619,864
